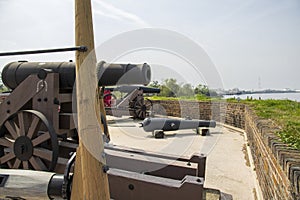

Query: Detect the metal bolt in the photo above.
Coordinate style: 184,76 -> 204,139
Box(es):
102,165 -> 109,173
128,184 -> 134,190
101,152 -> 106,159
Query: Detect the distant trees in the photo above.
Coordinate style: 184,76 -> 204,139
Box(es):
161,78 -> 180,97
178,83 -> 194,97
194,84 -> 218,97
148,78 -> 218,98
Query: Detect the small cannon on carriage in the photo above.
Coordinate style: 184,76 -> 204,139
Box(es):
103,85 -> 160,120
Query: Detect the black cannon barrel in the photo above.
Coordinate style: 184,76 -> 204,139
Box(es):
105,85 -> 160,94
138,86 -> 160,94
2,61 -> 75,90
2,61 -> 151,90
141,118 -> 216,132
97,61 -> 151,86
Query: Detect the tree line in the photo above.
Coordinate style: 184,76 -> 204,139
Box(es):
148,78 -> 219,98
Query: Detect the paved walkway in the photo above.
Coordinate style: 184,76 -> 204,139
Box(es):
107,116 -> 262,200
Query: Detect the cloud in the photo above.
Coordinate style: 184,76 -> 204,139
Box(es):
93,0 -> 150,27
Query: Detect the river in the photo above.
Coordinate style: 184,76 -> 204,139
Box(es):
223,92 -> 300,102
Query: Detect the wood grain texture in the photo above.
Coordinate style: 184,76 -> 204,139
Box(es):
70,148 -> 83,199
71,0 -> 110,199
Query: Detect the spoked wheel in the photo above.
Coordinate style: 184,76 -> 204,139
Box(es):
0,110 -> 58,171
133,98 -> 153,120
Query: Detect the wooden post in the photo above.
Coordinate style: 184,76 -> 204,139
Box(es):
71,0 -> 110,199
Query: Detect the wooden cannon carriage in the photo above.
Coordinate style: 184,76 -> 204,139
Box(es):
0,60 -> 150,173
104,85 -> 160,119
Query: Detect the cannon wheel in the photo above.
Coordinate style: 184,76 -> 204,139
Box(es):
133,98 -> 153,120
0,110 -> 58,171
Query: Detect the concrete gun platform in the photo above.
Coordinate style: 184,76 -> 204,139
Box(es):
106,116 -> 262,200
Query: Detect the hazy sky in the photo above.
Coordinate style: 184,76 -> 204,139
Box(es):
0,0 -> 299,90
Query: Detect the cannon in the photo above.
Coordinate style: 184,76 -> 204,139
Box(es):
0,60 -> 151,172
141,118 -> 216,138
2,61 -> 153,119
104,85 -> 160,119
2,61 -> 151,90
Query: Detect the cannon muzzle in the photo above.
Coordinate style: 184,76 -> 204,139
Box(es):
141,118 -> 216,132
2,61 -> 151,90
97,61 -> 151,87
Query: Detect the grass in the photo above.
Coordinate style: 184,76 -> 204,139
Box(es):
148,94 -> 221,101
226,98 -> 300,150
151,95 -> 300,150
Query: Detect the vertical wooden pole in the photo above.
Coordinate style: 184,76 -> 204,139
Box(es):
71,0 -> 110,199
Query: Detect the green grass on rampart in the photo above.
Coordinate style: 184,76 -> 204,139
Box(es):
148,94 -> 220,101
243,99 -> 300,150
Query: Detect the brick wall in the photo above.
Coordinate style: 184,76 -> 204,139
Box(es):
153,100 -> 300,199
244,107 -> 299,200
152,100 -> 245,128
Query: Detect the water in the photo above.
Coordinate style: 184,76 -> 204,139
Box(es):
223,92 -> 300,102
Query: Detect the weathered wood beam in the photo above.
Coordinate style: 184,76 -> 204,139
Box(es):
71,0 -> 110,199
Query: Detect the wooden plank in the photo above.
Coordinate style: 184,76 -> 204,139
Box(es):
0,75 -> 43,126
70,148 -> 83,199
71,0 -> 110,199
32,73 -> 60,133
105,148 -> 198,180
58,93 -> 72,103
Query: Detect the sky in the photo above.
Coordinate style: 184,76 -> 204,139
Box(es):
0,0 -> 299,90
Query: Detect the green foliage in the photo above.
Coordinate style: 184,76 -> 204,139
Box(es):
194,84 -> 218,97
194,84 -> 209,96
0,72 -> 9,92
149,96 -> 179,101
0,84 -> 9,93
178,83 -> 194,97
160,78 -> 180,97
194,94 -> 210,100
245,99 -> 300,150
149,79 -> 218,98
149,94 -> 221,102
159,85 -> 174,97
148,81 -> 160,88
